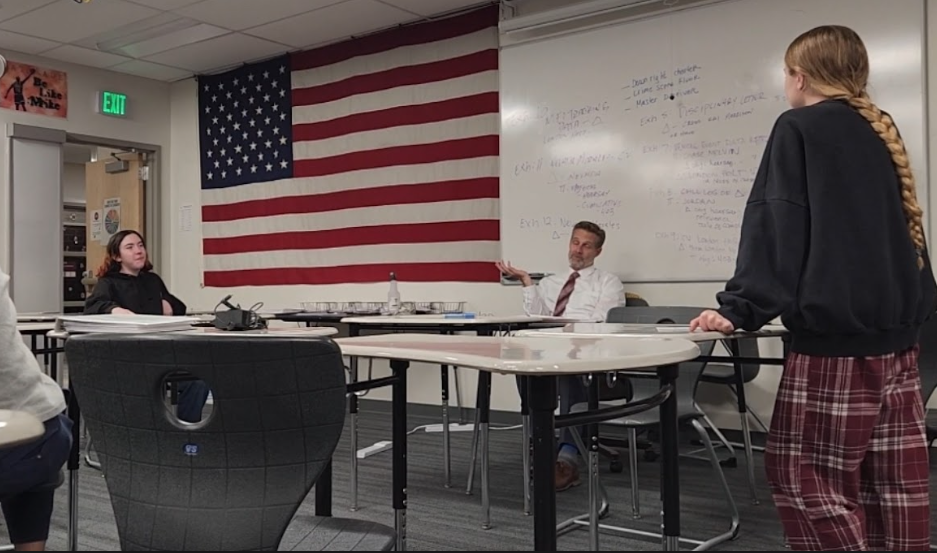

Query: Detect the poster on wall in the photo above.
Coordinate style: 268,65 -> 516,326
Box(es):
0,60 -> 67,118
90,209 -> 103,243
102,198 -> 120,244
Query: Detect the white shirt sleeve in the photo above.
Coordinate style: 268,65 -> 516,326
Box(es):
522,281 -> 553,316
589,273 -> 626,321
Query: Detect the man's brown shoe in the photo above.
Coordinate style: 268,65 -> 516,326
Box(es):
555,460 -> 581,491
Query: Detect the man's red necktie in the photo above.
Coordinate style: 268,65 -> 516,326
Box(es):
552,272 -> 580,316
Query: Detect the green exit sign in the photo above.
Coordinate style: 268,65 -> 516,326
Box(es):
99,91 -> 127,117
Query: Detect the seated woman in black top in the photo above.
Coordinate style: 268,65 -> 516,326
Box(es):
84,230 -> 209,423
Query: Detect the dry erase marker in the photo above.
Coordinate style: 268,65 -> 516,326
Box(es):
444,313 -> 476,319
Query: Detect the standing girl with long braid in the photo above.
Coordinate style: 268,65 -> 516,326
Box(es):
690,26 -> 935,550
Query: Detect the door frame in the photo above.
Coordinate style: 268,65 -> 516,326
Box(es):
66,132 -> 162,270
6,123 -> 164,271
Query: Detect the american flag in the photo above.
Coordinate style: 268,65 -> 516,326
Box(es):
198,5 -> 500,287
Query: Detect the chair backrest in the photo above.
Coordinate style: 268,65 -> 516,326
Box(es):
624,292 -> 649,307
647,315 -> 718,398
65,333 -> 347,551
673,338 -> 719,399
918,314 -> 937,406
719,337 -> 761,383
607,305 -> 761,382
607,305 -> 705,325
595,298 -> 652,401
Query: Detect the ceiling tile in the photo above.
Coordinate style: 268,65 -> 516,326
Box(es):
245,0 -> 415,49
0,29 -> 59,55
142,32 -> 290,72
0,0 -> 57,23
380,0 -> 485,17
124,0 -> 205,9
41,45 -> 131,69
109,59 -> 194,82
177,0 -> 346,31
0,0 -> 161,43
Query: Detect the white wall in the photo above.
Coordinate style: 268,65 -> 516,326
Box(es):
0,51 -> 172,274
167,0 -> 937,426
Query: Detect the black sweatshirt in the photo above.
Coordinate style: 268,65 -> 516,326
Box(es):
84,269 -> 187,316
717,99 -> 937,357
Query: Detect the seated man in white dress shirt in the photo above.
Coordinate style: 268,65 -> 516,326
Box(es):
496,220 -> 624,491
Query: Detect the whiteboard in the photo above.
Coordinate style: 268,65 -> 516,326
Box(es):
499,0 -> 926,282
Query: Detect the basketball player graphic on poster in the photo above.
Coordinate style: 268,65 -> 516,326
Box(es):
4,67 -> 35,111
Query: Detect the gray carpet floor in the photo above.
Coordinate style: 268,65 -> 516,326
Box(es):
28,405 -> 937,551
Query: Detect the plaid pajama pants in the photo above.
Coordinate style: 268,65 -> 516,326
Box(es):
765,345 -> 931,551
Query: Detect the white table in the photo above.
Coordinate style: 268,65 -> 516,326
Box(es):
341,314 -> 545,326
337,314 -> 554,517
47,325 -> 337,341
185,326 -> 338,337
516,322 -> 788,341
334,333 -> 701,552
16,312 -> 60,322
0,409 -> 44,449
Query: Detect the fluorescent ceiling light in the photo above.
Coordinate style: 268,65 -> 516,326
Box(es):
500,0 -> 655,33
95,15 -> 227,58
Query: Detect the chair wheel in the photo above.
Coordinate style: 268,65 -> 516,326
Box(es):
609,460 -> 624,473
643,449 -> 659,462
719,457 -> 738,468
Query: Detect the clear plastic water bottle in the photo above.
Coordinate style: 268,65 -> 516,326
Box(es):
387,272 -> 400,314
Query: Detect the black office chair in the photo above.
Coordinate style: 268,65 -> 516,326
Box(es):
624,292 -> 649,307
588,292 -> 652,472
567,330 -> 740,549
66,333 -> 395,551
699,338 -> 768,451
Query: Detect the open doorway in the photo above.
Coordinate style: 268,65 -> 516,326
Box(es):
5,123 -> 160,316
60,140 -> 157,313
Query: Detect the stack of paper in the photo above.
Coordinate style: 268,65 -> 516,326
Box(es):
56,314 -> 201,334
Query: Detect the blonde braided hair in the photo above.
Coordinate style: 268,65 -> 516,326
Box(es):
786,25 -> 925,269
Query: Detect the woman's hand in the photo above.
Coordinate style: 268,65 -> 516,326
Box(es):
161,299 -> 173,316
111,307 -> 134,315
689,309 -> 735,334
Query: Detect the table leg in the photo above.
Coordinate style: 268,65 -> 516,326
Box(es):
390,359 -> 409,551
519,375 -> 531,516
348,325 -> 360,512
315,462 -> 332,516
658,363 -> 680,551
528,375 -> 558,551
48,335 -> 59,382
476,371 -> 492,529
727,340 -> 759,506
440,364 -> 451,488
65,388 -> 80,551
587,376 -> 600,551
